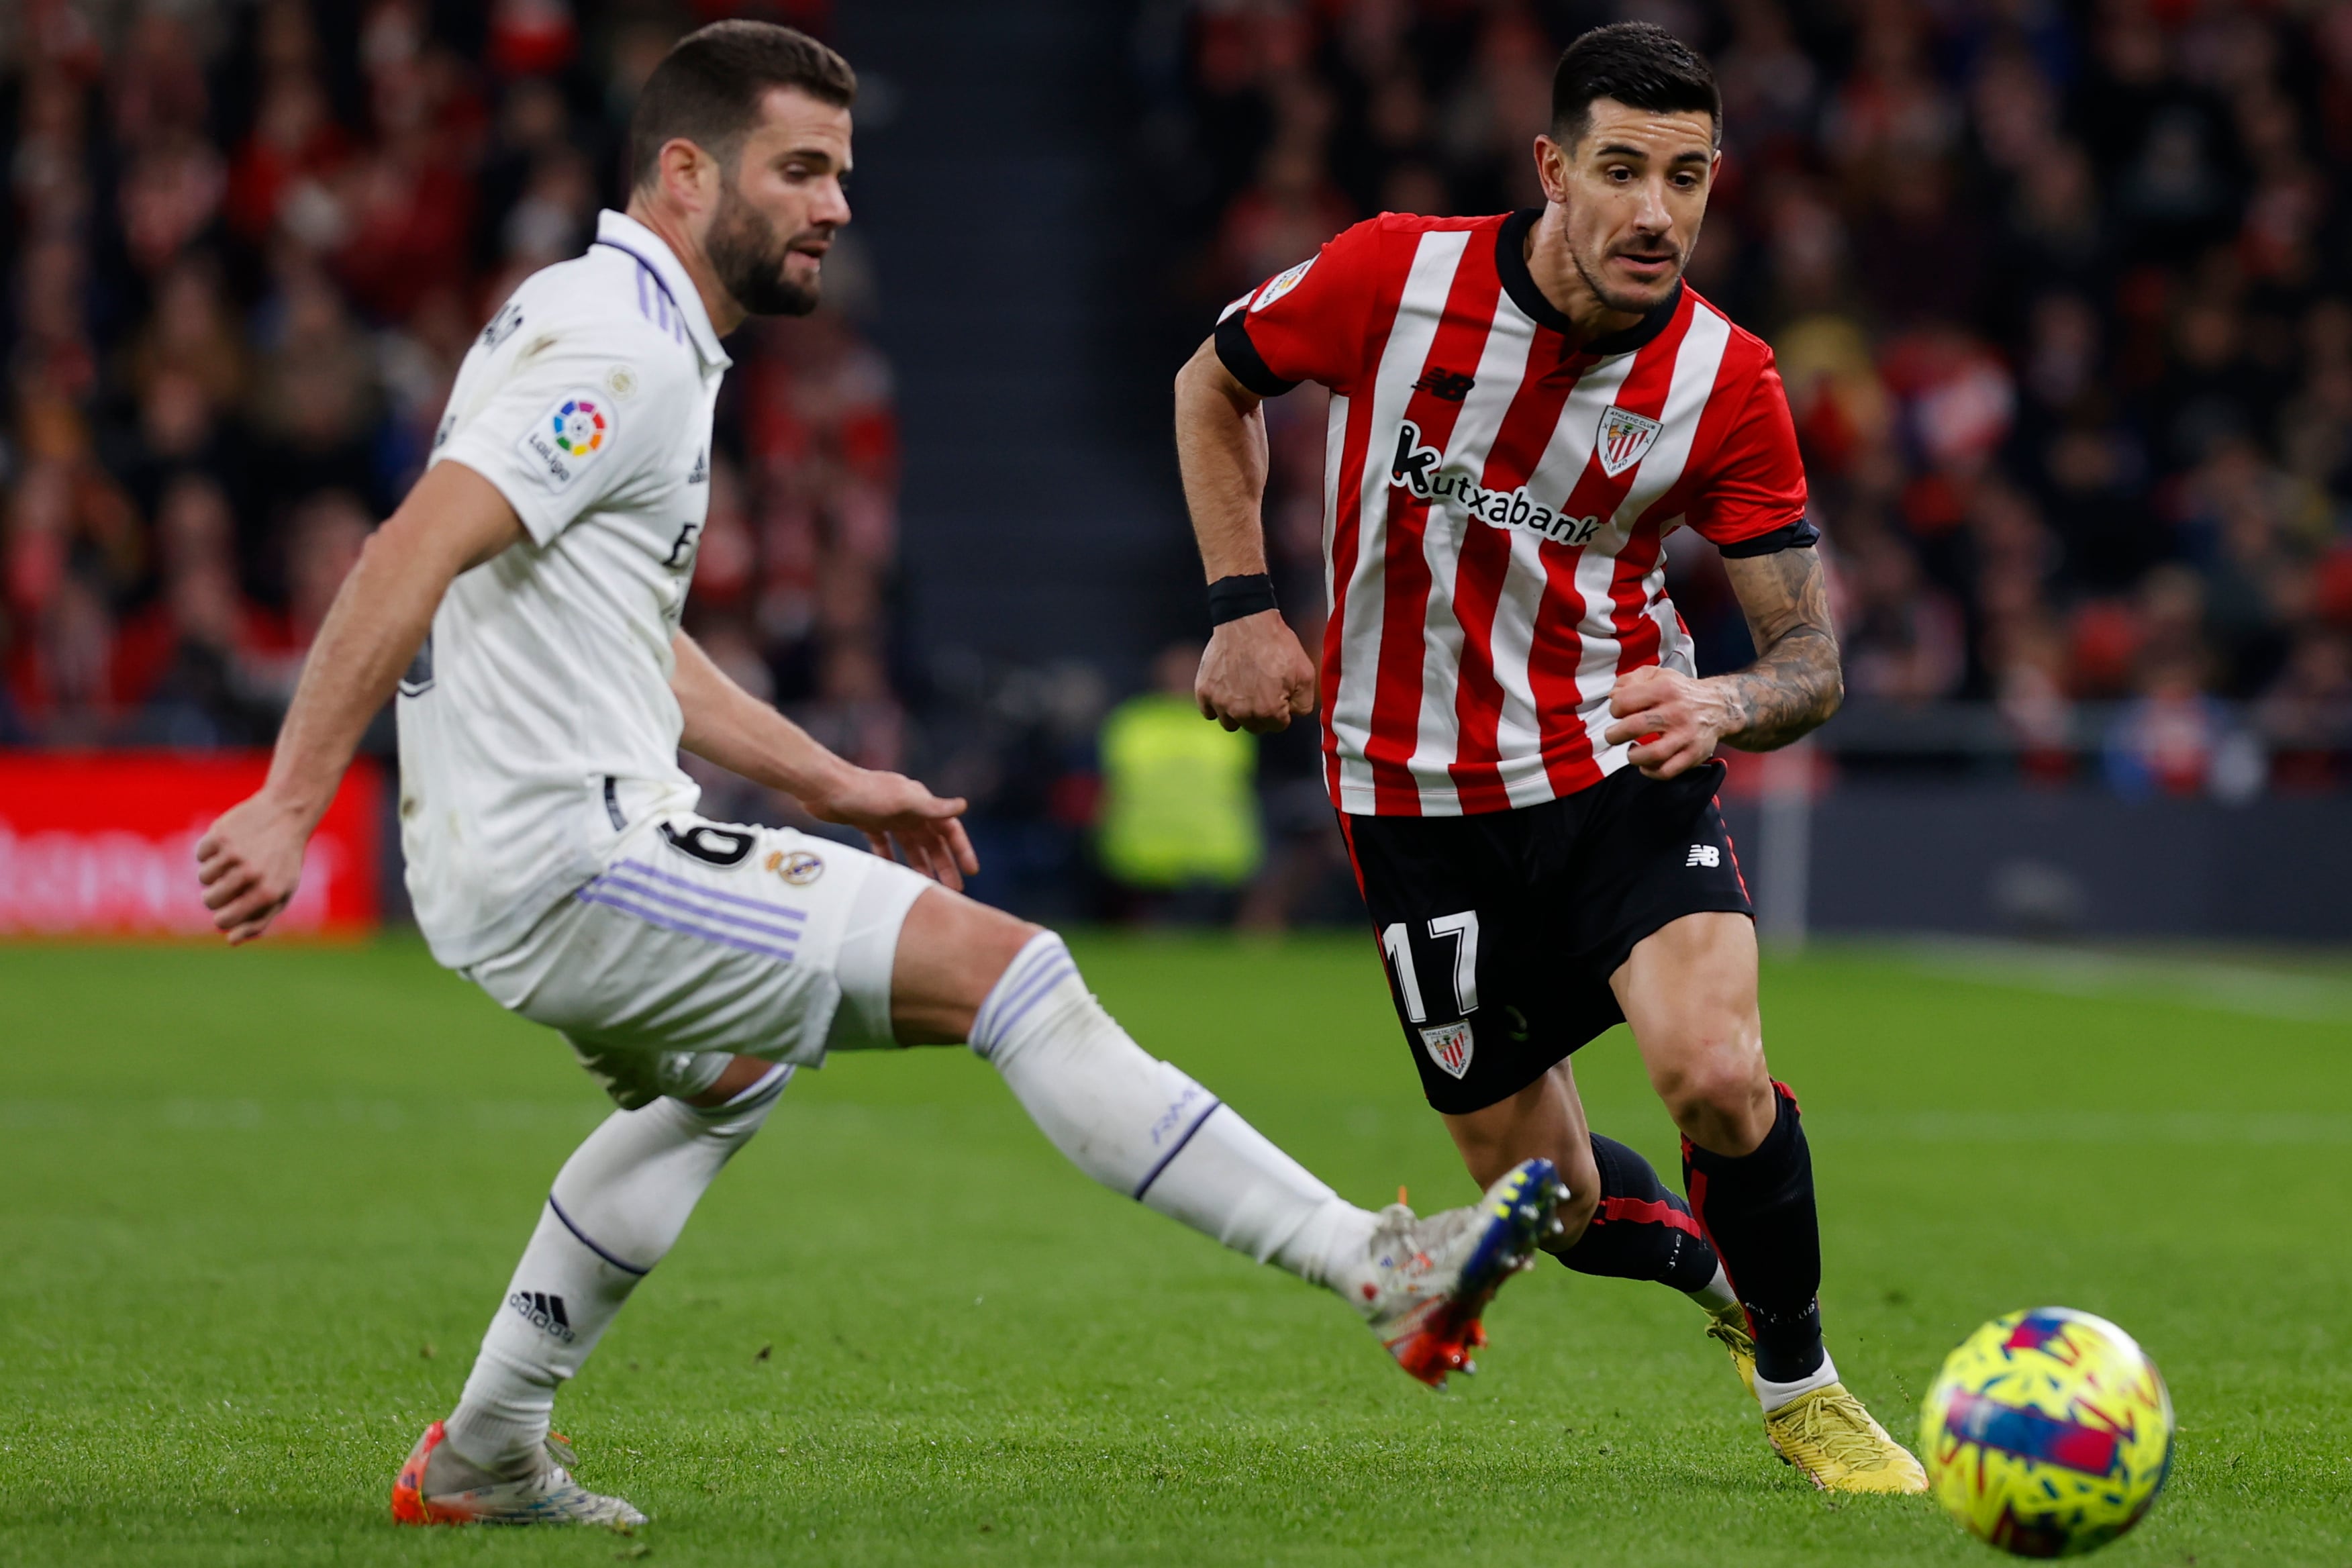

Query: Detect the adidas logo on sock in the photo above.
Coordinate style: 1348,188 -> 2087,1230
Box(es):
507,1289 -> 575,1343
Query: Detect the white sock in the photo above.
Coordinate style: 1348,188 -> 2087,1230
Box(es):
1755,1349 -> 1841,1413
1686,1261 -> 1738,1314
970,933 -> 1376,1290
442,1065 -> 790,1471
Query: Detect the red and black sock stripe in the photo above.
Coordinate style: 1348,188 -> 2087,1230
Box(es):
1554,1133 -> 1722,1293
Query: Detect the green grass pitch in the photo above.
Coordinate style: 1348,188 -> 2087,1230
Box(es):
3,933 -> 2348,1566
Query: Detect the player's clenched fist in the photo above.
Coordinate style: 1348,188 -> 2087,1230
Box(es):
1195,609 -> 1317,733
1602,665 -> 1736,780
195,791 -> 315,944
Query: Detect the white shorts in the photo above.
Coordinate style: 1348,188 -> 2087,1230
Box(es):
462,813 -> 935,1108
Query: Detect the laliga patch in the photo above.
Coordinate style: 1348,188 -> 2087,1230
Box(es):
516,389 -> 614,491
1251,255 -> 1315,312
1418,1019 -> 1475,1080
1595,404 -> 1663,478
764,848 -> 824,886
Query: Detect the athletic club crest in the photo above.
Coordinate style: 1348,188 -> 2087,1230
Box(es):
1418,1020 -> 1475,1080
1596,404 -> 1664,477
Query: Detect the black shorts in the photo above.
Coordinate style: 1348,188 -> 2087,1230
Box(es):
1338,761 -> 1753,1116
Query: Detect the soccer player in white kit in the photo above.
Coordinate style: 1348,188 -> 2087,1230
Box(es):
192,23 -> 1561,1530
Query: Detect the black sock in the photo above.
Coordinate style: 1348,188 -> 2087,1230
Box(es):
1554,1134 -> 1722,1293
1681,1082 -> 1824,1384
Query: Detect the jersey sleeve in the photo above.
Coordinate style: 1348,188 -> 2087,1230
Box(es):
1683,356 -> 1814,554
432,326 -> 680,547
1213,219 -> 1385,396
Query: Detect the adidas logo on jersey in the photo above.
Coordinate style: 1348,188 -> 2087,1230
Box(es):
687,449 -> 707,484
1685,844 -> 1722,868
507,1289 -> 575,1342
1391,419 -> 1604,547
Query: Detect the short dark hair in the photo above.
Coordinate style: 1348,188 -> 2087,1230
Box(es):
1549,22 -> 1720,151
628,21 -> 856,190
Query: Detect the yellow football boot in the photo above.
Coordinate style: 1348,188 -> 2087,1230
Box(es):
1704,1302 -> 1758,1401
1763,1383 -> 1929,1493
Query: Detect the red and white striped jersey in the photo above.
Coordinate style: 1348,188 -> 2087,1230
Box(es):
1216,209 -> 1812,818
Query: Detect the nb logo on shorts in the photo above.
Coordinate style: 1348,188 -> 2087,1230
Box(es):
1686,844 -> 1722,868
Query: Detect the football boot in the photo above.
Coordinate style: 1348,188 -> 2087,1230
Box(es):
1704,1300 -> 1759,1400
1340,1157 -> 1563,1389
1763,1383 -> 1930,1493
391,1420 -> 647,1528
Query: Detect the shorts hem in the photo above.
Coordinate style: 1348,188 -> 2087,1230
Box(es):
824,852 -> 933,1052
1417,1036 -> 1577,1116
1591,900 -> 1757,993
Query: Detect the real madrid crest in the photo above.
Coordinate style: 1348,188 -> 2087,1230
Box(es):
764,848 -> 824,886
1595,404 -> 1664,479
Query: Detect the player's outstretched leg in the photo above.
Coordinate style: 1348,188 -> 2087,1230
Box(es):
1440,1063 -> 1745,1344
1623,914 -> 1925,1493
393,1063 -> 791,1526
1557,1133 -> 1750,1373
960,926 -> 1561,1387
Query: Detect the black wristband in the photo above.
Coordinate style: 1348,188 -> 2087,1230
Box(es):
1207,573 -> 1279,626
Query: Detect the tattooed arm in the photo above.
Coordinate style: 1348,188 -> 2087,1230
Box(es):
1601,544 -> 1843,779
1715,544 -> 1844,747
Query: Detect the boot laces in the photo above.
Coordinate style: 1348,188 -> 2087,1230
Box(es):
1790,1389 -> 1894,1472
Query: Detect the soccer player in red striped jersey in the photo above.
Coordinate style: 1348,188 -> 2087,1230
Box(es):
1173,23 -> 1925,1493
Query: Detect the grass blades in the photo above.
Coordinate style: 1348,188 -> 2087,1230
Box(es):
2,934 -> 2346,1565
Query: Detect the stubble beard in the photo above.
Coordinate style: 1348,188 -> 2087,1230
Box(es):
707,180 -> 821,318
1570,238 -> 1683,319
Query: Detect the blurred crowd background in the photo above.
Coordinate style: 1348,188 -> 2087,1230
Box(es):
4,0 -> 2350,931
0,0 -> 905,808
1131,0 -> 2352,804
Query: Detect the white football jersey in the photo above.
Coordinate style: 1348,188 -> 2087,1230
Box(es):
397,209 -> 730,969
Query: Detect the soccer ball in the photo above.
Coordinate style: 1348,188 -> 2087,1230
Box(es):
1919,1308 -> 2173,1558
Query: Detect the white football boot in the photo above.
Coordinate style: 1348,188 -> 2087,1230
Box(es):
391,1421 -> 647,1529
1334,1157 -> 1564,1388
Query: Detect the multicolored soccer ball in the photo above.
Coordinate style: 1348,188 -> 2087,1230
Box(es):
1920,1308 -> 2173,1557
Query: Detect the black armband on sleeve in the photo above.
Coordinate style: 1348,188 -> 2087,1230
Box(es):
1718,516 -> 1822,558
1207,573 -> 1279,626
1214,313 -> 1300,397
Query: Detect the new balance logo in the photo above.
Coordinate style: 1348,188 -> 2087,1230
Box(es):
687,448 -> 707,484
1413,367 -> 1475,402
507,1289 -> 575,1342
1686,844 -> 1722,868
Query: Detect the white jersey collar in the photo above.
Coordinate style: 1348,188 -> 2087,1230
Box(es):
593,209 -> 732,371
